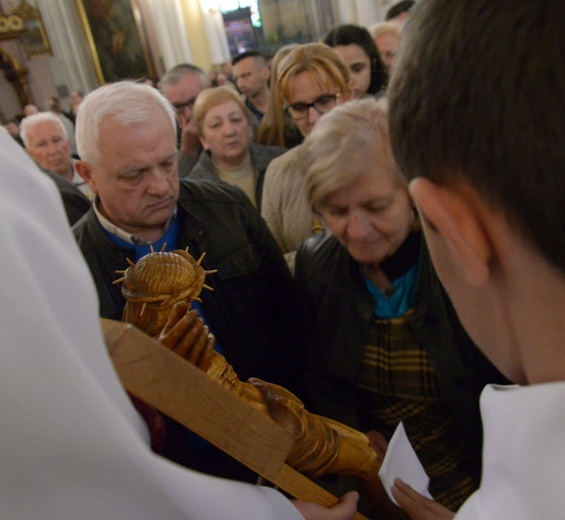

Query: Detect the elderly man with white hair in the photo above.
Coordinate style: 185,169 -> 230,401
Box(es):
0,128 -> 358,520
20,112 -> 91,225
20,112 -> 91,199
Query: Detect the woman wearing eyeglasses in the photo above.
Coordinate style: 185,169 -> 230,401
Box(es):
256,44 -> 303,150
261,43 -> 352,272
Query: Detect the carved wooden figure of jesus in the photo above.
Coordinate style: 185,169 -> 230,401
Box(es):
114,247 -> 403,517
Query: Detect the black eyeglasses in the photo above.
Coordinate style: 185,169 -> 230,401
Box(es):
172,97 -> 197,115
285,93 -> 340,121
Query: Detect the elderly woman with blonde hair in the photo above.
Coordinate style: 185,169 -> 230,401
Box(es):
295,97 -> 508,512
369,22 -> 402,75
261,42 -> 352,271
188,85 -> 286,210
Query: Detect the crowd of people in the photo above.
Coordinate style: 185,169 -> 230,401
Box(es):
4,5 -> 408,235
3,0 -> 563,518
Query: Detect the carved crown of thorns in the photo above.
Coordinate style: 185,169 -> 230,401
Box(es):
113,243 -> 217,315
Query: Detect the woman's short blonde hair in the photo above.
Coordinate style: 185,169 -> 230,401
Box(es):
301,97 -> 405,211
276,43 -> 351,109
193,86 -> 250,137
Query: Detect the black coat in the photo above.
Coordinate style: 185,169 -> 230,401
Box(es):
295,230 -> 509,474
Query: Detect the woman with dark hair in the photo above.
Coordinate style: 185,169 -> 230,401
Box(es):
323,24 -> 387,98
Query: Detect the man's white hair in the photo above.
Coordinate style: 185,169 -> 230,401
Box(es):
75,81 -> 177,165
20,112 -> 68,148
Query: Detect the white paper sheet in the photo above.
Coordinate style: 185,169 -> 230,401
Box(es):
378,422 -> 433,506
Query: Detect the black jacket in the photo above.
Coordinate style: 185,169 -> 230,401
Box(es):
73,179 -> 304,392
295,230 -> 508,473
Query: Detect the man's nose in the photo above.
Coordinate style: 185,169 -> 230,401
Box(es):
146,168 -> 172,194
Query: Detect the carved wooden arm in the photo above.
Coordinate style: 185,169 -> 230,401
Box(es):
113,248 -> 405,518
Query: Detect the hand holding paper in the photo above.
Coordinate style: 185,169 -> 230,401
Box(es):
378,422 -> 433,506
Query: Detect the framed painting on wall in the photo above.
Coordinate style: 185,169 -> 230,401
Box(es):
10,1 -> 51,55
74,0 -> 154,84
21,17 -> 51,55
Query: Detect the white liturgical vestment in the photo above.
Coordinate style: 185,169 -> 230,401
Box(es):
456,383 -> 565,519
0,130 -> 303,520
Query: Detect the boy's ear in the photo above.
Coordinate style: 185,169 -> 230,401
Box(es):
409,177 -> 492,287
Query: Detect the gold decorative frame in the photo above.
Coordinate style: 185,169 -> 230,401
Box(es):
0,14 -> 26,40
74,0 -> 154,84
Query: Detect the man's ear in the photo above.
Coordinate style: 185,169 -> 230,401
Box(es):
74,160 -> 97,194
409,177 -> 492,287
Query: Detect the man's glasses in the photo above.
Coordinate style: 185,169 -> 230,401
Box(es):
285,93 -> 340,121
172,97 -> 197,115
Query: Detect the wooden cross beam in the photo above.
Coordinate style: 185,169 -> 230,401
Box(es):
101,318 -> 368,520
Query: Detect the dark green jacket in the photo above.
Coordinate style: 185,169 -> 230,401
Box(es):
73,179 -> 304,392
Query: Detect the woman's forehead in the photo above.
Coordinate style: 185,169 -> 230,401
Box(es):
286,71 -> 338,100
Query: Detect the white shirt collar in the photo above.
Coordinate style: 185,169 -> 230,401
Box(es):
92,196 -> 177,245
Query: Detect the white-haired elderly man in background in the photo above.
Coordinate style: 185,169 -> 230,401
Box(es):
20,112 -> 92,199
